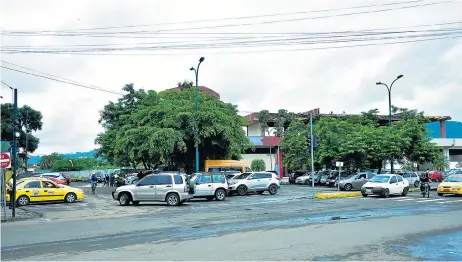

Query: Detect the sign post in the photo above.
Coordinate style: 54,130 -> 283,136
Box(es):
0,152 -> 11,169
336,161 -> 344,191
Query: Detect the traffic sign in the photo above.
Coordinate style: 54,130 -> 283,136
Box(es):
0,152 -> 11,168
335,161 -> 344,167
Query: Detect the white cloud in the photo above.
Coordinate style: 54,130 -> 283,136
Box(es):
1,0 -> 461,154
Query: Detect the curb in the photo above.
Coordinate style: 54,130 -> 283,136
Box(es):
315,192 -> 362,199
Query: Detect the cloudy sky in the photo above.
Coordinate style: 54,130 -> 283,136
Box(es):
1,0 -> 461,155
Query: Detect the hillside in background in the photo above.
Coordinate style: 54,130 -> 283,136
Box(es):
28,150 -> 97,165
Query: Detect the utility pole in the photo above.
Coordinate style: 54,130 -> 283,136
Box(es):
376,75 -> 403,174
24,110 -> 29,172
190,57 -> 205,173
11,88 -> 19,217
310,113 -> 315,200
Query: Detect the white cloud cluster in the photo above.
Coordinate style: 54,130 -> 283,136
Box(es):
1,0 -> 461,155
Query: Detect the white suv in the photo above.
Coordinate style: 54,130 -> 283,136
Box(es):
112,173 -> 193,206
192,173 -> 229,201
228,172 -> 280,196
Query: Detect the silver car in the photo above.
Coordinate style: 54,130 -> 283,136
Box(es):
401,172 -> 420,187
112,173 -> 193,206
338,172 -> 375,191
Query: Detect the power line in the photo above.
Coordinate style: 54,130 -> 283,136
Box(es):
0,66 -> 123,95
2,1 -> 450,37
3,0 -> 425,34
1,81 -> 14,90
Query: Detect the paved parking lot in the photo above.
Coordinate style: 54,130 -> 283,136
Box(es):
2,184 -> 461,261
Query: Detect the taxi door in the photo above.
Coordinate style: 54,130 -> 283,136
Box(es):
41,181 -> 64,201
22,180 -> 43,202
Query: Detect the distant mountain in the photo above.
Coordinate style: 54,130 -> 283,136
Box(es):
28,150 -> 97,165
426,121 -> 462,139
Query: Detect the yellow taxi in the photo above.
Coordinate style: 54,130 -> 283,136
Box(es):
437,175 -> 462,196
6,177 -> 85,206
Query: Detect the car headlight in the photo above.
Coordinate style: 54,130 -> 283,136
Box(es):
230,181 -> 237,185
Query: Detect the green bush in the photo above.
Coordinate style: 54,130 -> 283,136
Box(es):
251,159 -> 266,171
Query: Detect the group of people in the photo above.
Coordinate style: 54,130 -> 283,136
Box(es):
89,173 -> 118,188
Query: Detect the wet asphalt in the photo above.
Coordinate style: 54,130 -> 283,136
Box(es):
1,185 -> 461,260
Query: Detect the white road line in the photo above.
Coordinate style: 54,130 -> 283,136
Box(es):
394,198 -> 415,202
415,199 -> 443,203
440,199 -> 462,204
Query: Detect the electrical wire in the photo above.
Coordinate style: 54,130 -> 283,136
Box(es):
0,66 -> 123,95
2,1 -> 450,37
2,0 -> 425,34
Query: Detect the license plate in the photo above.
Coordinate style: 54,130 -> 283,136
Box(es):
366,189 -> 372,193
443,189 -> 450,192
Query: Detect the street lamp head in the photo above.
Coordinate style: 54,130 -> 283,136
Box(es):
199,57 -> 205,63
376,82 -> 382,85
190,67 -> 195,71
397,74 -> 403,79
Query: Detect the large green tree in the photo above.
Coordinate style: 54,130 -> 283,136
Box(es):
280,120 -> 310,171
1,103 -> 43,153
96,83 -> 252,172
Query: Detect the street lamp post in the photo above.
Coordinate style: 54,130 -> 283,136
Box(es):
376,74 -> 403,174
190,57 -> 205,173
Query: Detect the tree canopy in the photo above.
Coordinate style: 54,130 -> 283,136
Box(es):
1,103 -> 43,153
251,159 -> 266,171
282,107 -> 443,172
39,152 -> 113,171
95,83 -> 252,172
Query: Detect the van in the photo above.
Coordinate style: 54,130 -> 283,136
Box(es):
204,160 -> 251,173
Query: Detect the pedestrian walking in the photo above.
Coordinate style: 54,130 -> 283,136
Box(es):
103,174 -> 109,187
110,173 -> 115,187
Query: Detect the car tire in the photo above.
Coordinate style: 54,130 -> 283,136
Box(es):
414,181 -> 420,187
402,187 -> 409,196
17,195 -> 29,206
206,196 -> 214,201
237,185 -> 248,196
118,193 -> 130,206
257,191 -> 264,194
215,188 -> 227,201
64,193 -> 77,203
438,193 -> 443,196
166,193 -> 180,206
382,188 -> 390,198
344,184 -> 352,191
268,184 -> 278,195
304,180 -> 310,185
362,194 -> 368,198
132,201 -> 140,205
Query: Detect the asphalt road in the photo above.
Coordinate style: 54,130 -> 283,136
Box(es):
1,185 -> 461,260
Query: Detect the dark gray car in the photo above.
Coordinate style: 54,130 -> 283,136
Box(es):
338,172 -> 375,191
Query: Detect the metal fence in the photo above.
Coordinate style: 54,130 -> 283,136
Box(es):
64,169 -> 115,178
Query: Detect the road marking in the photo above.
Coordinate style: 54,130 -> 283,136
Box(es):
415,199 -> 442,203
440,199 -> 462,204
394,198 -> 415,201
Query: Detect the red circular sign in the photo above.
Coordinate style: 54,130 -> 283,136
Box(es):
0,153 -> 11,168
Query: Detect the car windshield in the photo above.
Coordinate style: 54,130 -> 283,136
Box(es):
369,175 -> 390,183
444,176 -> 462,182
233,173 -> 252,180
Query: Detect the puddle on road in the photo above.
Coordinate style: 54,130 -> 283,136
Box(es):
405,230 -> 462,260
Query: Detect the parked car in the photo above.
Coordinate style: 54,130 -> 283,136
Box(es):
428,170 -> 444,182
191,173 -> 229,201
400,172 -> 420,187
289,171 -> 307,184
124,174 -> 139,185
295,173 -> 311,185
326,172 -> 349,187
112,173 -> 193,206
32,173 -> 67,185
228,172 -> 280,196
319,173 -> 329,185
361,174 -> 409,198
61,173 -> 72,185
437,175 -> 462,196
308,172 -> 322,184
338,172 -> 375,191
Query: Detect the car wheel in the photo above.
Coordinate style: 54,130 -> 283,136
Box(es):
118,193 -> 130,206
132,201 -> 140,205
64,193 -> 77,203
414,181 -> 420,187
257,191 -> 264,194
382,188 -> 390,198
268,184 -> 278,195
206,196 -> 214,201
166,193 -> 180,206
438,193 -> 443,197
304,180 -> 310,185
402,187 -> 409,196
362,194 -> 368,198
237,185 -> 247,196
17,195 -> 29,206
344,183 -> 352,191
215,188 -> 227,201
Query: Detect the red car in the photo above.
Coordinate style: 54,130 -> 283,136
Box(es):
61,173 -> 72,185
32,173 -> 68,185
428,171 -> 444,182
